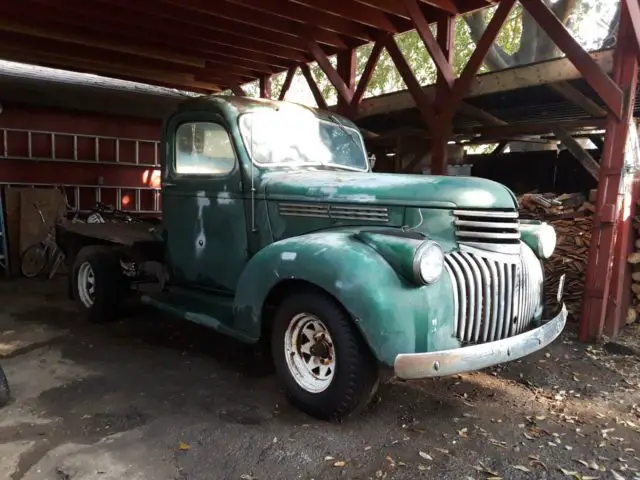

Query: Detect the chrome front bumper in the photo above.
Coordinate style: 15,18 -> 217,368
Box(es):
394,304 -> 567,380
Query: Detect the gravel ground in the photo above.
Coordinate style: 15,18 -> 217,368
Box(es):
0,278 -> 639,480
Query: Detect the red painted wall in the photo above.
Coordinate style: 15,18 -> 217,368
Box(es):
0,105 -> 162,211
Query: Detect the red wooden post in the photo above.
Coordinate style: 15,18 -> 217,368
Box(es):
337,48 -> 356,116
431,13 -> 456,175
580,6 -> 639,341
259,75 -> 271,99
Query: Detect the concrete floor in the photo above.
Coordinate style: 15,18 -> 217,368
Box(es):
1,278 -> 640,480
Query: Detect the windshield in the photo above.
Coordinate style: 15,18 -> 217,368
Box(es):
239,108 -> 369,171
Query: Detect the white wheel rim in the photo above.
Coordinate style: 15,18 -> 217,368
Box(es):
77,262 -> 96,308
284,313 -> 336,394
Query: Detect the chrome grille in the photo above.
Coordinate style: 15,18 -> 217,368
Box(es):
445,244 -> 543,344
453,210 -> 520,254
279,203 -> 389,222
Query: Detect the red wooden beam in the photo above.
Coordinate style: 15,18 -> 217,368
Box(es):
259,75 -> 272,99
291,0 -> 400,32
161,0 -> 348,49
623,0 -> 640,60
435,13 -> 456,109
278,67 -> 297,101
418,0 -> 458,13
441,0 -> 515,122
299,63 -> 329,109
351,41 -> 384,108
231,0 -> 373,41
403,0 -> 455,89
521,0 -> 624,120
377,33 -> 438,133
307,41 -> 354,105
581,6 -> 640,341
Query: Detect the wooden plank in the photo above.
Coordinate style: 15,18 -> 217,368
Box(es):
549,81 -> 608,117
551,126 -> 600,180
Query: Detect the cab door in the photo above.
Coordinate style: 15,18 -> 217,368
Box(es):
162,113 -> 248,293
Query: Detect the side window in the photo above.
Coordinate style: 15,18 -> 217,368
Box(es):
175,122 -> 235,175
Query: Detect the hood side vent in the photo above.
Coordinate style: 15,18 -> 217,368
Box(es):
279,203 -> 389,222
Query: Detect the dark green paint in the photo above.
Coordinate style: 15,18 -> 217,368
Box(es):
148,95 -> 544,367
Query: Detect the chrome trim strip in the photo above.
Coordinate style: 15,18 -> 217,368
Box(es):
453,210 -> 519,218
457,231 -> 520,240
454,220 -> 519,229
394,305 -> 567,379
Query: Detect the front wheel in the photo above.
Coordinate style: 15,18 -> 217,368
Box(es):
20,243 -> 48,278
271,292 -> 380,421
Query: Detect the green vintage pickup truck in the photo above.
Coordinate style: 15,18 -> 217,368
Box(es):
56,96 -> 567,420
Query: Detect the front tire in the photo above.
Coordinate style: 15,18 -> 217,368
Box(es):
271,291 -> 379,421
72,246 -> 125,323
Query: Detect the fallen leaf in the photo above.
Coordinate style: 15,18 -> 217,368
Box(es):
178,442 -> 190,451
458,428 -> 468,438
575,459 -> 590,468
559,467 -> 578,476
419,451 -> 433,461
240,475 -> 256,480
513,465 -> 531,472
611,470 -> 626,480
386,456 -> 396,465
333,461 -> 346,468
435,448 -> 450,455
324,456 -> 334,461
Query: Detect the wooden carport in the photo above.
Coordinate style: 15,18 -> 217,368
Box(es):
2,0 -> 640,342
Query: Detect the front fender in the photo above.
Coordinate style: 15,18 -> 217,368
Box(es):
232,231 -> 459,366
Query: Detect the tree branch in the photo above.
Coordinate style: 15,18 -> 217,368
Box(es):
463,12 -> 512,70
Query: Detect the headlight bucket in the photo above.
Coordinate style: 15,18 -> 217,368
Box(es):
520,220 -> 557,259
412,240 -> 445,284
356,231 -> 445,286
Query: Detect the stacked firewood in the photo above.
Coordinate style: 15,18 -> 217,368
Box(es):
518,192 -> 595,321
626,217 -> 640,325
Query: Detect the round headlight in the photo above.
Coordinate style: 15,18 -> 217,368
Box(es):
413,241 -> 444,285
538,223 -> 557,259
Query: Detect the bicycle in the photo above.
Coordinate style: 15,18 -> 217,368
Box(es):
20,203 -> 68,279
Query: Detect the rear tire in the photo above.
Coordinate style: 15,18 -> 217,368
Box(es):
271,291 -> 379,421
72,246 -> 125,323
20,244 -> 48,278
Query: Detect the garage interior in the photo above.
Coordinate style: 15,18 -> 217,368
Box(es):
0,0 -> 638,341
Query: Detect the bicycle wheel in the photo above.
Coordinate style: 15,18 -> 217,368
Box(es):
20,243 -> 48,278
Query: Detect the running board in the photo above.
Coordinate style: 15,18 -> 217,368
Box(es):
140,289 -> 254,343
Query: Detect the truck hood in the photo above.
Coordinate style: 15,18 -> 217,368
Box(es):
261,170 -> 517,209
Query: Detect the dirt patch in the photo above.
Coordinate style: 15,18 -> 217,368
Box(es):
0,278 -> 639,479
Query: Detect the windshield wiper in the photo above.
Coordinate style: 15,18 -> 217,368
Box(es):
328,114 -> 359,148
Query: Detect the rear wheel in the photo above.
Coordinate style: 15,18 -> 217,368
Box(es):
20,243 -> 48,278
72,246 -> 125,323
271,291 -> 379,421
